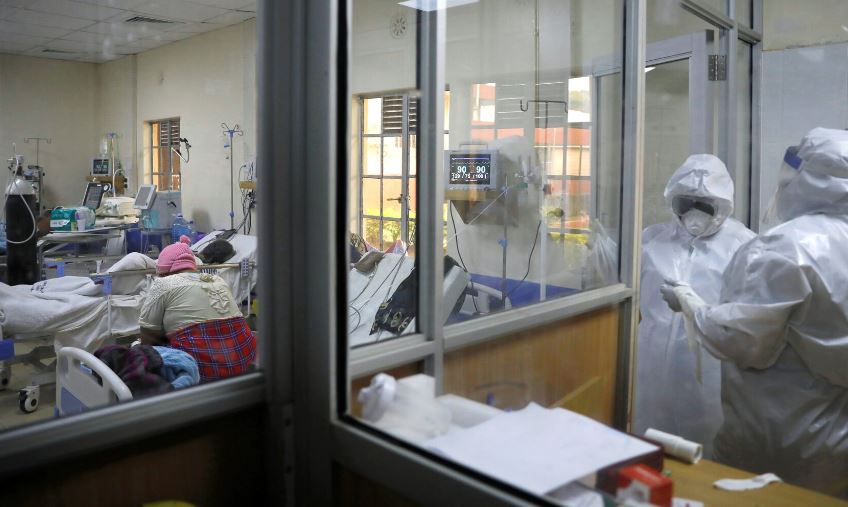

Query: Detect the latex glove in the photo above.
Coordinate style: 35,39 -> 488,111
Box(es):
673,284 -> 706,320
660,283 -> 683,312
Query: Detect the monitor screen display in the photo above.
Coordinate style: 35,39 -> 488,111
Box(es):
92,158 -> 110,176
83,183 -> 105,210
449,153 -> 492,185
134,184 -> 157,210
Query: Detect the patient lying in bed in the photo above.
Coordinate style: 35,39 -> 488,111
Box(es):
139,237 -> 256,382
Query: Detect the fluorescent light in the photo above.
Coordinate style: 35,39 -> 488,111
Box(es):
645,66 -> 656,73
399,0 -> 478,11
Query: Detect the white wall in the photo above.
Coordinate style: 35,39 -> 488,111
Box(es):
0,19 -> 257,234
0,54 -> 99,209
763,0 -> 848,51
758,2 -> 848,229
135,20 -> 256,232
97,56 -> 138,193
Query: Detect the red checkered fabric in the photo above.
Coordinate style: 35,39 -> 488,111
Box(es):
168,316 -> 256,382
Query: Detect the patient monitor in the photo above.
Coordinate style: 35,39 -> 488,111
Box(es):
133,184 -> 157,210
445,148 -> 522,225
134,184 -> 182,230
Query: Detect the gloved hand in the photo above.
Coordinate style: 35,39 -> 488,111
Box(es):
673,284 -> 706,319
660,283 -> 683,312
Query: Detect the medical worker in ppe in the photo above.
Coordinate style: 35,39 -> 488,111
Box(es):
634,154 -> 754,458
663,127 -> 848,498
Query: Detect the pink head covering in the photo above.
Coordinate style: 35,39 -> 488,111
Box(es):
156,235 -> 196,275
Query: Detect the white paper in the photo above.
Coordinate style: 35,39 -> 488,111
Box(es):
673,498 -> 705,507
714,473 -> 782,491
424,403 -> 659,496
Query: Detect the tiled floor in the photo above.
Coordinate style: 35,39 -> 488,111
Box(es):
0,340 -> 57,432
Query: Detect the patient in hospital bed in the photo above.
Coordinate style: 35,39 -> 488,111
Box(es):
139,237 -> 256,382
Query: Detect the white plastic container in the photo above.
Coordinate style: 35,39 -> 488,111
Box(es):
358,373 -> 451,443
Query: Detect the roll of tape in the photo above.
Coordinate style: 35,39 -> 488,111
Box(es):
645,428 -> 703,464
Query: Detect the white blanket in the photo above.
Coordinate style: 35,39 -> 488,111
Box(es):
0,281 -> 142,352
107,252 -> 157,295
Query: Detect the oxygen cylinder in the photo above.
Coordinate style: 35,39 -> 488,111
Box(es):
5,171 -> 38,285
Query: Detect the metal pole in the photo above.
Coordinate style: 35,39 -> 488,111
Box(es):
221,123 -> 244,230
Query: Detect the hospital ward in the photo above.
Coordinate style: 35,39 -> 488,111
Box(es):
4,0 -> 848,506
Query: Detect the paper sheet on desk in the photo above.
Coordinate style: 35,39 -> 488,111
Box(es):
424,403 -> 658,496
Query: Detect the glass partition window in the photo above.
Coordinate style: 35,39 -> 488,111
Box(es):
442,1 -> 624,321
0,2 -> 260,432
358,94 -> 418,252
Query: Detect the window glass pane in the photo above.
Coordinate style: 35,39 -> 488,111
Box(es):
363,137 -> 382,175
735,42 -> 752,224
647,1 -> 717,43
362,178 -> 381,217
736,0 -> 753,27
383,136 -> 403,176
362,217 -> 382,250
364,97 -> 382,134
382,179 -> 403,220
442,0 -> 623,326
348,0 -> 419,349
1,3 -> 261,432
643,59 -> 690,227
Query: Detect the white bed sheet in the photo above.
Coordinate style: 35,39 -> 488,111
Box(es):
0,278 -> 143,352
347,255 -> 470,348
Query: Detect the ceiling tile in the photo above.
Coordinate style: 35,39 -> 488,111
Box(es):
4,7 -> 93,30
115,37 -> 163,51
126,0 -> 229,23
25,48 -> 83,60
0,41 -> 33,52
0,20 -> 72,39
69,0 -> 140,9
47,38 -> 112,52
205,10 -> 253,26
156,20 -> 221,33
0,32 -> 53,47
24,0 -> 126,21
184,0 -> 251,8
59,29 -> 114,43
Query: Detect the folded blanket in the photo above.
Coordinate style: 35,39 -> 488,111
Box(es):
153,346 -> 200,390
95,344 -> 172,397
108,252 -> 157,295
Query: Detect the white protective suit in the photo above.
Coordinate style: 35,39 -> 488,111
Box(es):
671,128 -> 848,498
634,154 -> 754,458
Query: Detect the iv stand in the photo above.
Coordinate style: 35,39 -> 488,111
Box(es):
221,123 -> 244,230
519,99 -> 567,302
24,137 -> 51,214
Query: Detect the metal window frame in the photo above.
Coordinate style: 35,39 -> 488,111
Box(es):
358,92 -> 419,248
0,1 -> 766,505
147,117 -> 181,191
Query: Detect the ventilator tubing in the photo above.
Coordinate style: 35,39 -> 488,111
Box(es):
645,428 -> 703,464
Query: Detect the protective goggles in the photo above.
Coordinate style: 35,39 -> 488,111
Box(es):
671,196 -> 716,217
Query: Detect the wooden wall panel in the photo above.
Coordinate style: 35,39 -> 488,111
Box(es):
443,306 -> 620,424
1,408 -> 266,507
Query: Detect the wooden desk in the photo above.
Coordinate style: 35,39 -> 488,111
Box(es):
665,458 -> 848,507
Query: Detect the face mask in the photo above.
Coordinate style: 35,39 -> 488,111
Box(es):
681,208 -> 713,236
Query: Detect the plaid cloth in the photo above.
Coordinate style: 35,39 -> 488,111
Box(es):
168,316 -> 256,382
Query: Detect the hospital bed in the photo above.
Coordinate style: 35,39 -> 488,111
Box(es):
0,235 -> 258,411
348,253 -> 507,347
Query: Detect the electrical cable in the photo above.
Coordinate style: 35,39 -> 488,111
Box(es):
449,202 -> 481,314
444,184 -> 514,245
505,220 -> 542,301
